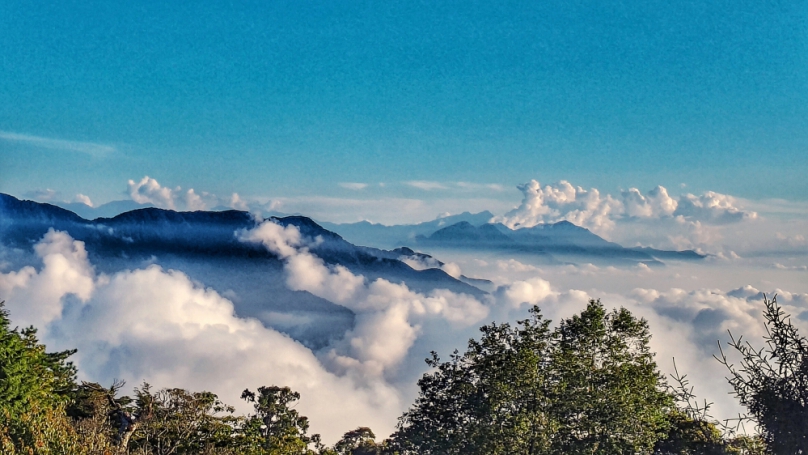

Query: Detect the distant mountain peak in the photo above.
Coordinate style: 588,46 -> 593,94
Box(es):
408,219 -> 704,264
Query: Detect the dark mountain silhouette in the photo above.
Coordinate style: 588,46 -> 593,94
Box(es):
0,193 -> 486,348
409,219 -> 705,264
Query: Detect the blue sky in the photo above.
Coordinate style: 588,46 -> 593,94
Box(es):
2,0 -> 807,211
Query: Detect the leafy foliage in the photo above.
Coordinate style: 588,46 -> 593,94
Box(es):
0,301 -> 84,454
240,385 -> 322,455
0,301 -> 77,417
392,300 -> 674,454
128,384 -> 240,455
391,305 -> 555,454
331,427 -> 382,455
716,295 -> 808,454
550,302 -> 673,453
1,295 -> 796,454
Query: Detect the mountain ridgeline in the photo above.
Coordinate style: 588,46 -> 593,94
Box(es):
0,193 -> 484,348
0,193 -> 703,346
410,219 -> 705,263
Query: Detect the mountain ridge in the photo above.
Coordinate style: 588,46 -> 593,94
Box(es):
409,219 -> 704,264
0,193 -> 489,348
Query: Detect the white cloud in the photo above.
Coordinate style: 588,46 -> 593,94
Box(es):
621,186 -> 677,218
0,231 -> 401,443
405,181 -> 448,191
674,192 -> 757,223
127,176 -> 177,209
491,180 -> 621,234
773,263 -> 808,271
493,180 -> 757,235
125,176 -> 221,212
184,189 -> 207,211
489,179 -> 760,249
339,182 -> 369,191
4,228 -> 807,442
0,230 -> 95,329
238,220 -> 490,381
229,193 -> 249,211
0,131 -> 116,157
72,194 -> 93,207
455,182 -> 505,192
496,259 -> 540,273
496,277 -> 556,308
440,262 -> 462,279
399,255 -> 442,271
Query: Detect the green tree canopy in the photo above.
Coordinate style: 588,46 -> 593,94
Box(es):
0,301 -> 77,416
240,385 -> 322,455
391,300 -> 674,455
0,301 -> 84,454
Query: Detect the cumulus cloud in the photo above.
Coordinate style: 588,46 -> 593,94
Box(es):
496,277 -> 556,308
72,194 -> 93,207
238,221 -> 490,380
398,255 -> 442,271
125,176 -> 224,212
621,186 -> 677,218
0,231 -> 400,443
674,192 -> 758,223
21,190 -> 91,208
184,189 -> 206,211
493,180 -> 757,236
3,227 -> 806,441
491,180 -> 621,233
0,230 -> 95,329
440,262 -> 463,279
128,176 -> 177,209
776,232 -> 806,247
489,179 -> 759,250
229,193 -> 250,211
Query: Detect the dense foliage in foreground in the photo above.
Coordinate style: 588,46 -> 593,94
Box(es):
0,297 -> 803,454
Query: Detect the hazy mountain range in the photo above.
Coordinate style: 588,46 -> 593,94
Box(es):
1,193 -> 703,347
409,220 -> 705,263
0,193 -> 483,347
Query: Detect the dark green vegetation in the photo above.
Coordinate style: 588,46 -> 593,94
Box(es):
0,297 -> 803,454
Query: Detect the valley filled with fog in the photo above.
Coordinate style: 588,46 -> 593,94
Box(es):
1,178 -> 807,443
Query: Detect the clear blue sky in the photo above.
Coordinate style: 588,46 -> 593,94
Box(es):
2,0 -> 807,206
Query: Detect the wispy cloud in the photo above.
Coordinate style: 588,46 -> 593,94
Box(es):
455,182 -> 505,191
0,131 -> 116,157
405,180 -> 448,191
339,182 -> 368,190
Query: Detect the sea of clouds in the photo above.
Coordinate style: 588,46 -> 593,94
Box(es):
4,176 -> 808,442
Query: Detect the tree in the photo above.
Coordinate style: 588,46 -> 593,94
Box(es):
240,386 -> 322,455
0,301 -> 77,416
391,305 -> 556,454
127,383 -> 240,455
548,301 -> 672,454
716,295 -> 808,454
332,427 -> 381,455
0,301 -> 86,454
653,361 -> 728,455
654,411 -> 725,455
392,300 -> 674,454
